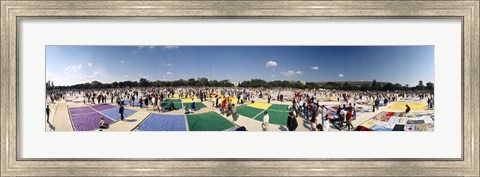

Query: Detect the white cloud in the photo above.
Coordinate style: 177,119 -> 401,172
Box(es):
64,64 -> 82,73
266,61 -> 277,68
166,63 -> 172,66
163,46 -> 179,49
88,62 -> 92,67
50,66 -> 113,86
281,70 -> 302,77
137,73 -> 143,76
311,66 -> 319,70
166,72 -> 173,75
120,60 -> 125,64
270,75 -> 275,78
338,74 -> 344,78
124,75 -> 129,78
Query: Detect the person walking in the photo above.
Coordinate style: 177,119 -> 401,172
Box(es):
46,105 -> 51,123
119,105 -> 125,121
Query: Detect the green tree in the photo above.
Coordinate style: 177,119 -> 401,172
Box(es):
372,79 -> 377,87
426,82 -> 434,91
394,83 -> 402,90
417,80 -> 425,90
383,83 -> 394,90
91,81 -> 102,88
139,78 -> 149,87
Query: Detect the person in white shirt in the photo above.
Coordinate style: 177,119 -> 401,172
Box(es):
340,108 -> 346,127
320,105 -> 329,131
262,111 -> 269,131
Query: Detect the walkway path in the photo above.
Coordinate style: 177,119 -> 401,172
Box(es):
52,102 -> 74,131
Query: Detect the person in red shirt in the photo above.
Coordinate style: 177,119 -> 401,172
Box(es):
221,100 -> 227,115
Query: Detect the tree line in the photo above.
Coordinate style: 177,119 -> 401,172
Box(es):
48,78 -> 434,91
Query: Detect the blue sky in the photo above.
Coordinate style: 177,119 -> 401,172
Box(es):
46,46 -> 434,86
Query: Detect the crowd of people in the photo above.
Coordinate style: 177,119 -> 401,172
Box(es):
47,86 -> 434,131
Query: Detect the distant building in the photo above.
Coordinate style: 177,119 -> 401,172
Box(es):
316,80 -> 391,87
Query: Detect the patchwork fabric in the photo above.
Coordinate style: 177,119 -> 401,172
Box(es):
186,112 -> 235,131
70,112 -> 114,131
357,111 -> 434,131
91,104 -> 115,111
182,102 -> 208,111
389,102 -> 427,110
254,110 -> 289,125
137,114 -> 187,131
267,104 -> 290,111
247,102 -> 272,110
100,107 -> 137,121
236,106 -> 264,119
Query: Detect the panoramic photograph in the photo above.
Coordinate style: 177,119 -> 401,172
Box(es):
45,46 -> 435,132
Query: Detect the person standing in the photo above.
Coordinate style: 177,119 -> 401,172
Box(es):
191,98 -> 196,111
310,103 -> 318,131
231,104 -> 237,121
139,97 -> 143,108
262,111 -> 269,131
220,100 -> 226,115
352,103 -> 357,120
131,95 -> 135,107
287,111 -> 298,131
346,106 -> 354,130
320,105 -> 328,131
119,105 -> 125,121
154,95 -> 158,111
310,115 -> 317,131
144,96 -> 148,108
46,105 -> 51,123
336,105 -> 342,126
